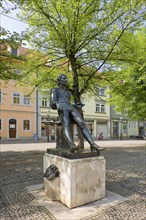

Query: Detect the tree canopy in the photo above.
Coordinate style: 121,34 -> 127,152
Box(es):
104,28 -> 146,120
18,0 -> 145,98
0,0 -> 26,80
1,0 -> 146,119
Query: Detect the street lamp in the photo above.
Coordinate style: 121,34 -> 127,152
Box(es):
46,109 -> 50,142
120,117 -> 123,140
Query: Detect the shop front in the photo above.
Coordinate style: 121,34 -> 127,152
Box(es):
41,117 -> 56,141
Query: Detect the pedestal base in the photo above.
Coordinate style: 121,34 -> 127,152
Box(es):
44,151 -> 105,208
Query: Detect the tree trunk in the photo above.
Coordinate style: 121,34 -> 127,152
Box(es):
77,127 -> 84,149
75,107 -> 84,149
70,55 -> 84,148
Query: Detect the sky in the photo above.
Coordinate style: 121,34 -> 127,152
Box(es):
1,1 -> 28,34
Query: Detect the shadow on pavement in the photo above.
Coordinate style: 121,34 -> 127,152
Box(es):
0,147 -> 145,220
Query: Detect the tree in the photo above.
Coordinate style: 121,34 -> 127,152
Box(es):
0,30 -> 26,80
0,0 -> 26,80
2,0 -> 145,144
16,0 -> 145,145
17,0 -> 145,97
103,28 -> 146,120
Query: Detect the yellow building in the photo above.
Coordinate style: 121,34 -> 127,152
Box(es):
0,80 -> 37,140
0,44 -> 38,140
0,43 -> 110,141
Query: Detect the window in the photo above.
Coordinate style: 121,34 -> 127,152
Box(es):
98,87 -> 105,96
114,110 -> 120,115
96,103 -> 105,113
23,95 -> 31,105
129,122 -> 136,129
41,98 -> 50,107
101,104 -> 105,112
23,120 -> 30,130
0,90 -> 1,103
123,122 -> 128,133
13,93 -> 20,104
96,104 -> 100,112
123,108 -> 128,115
0,119 -> 1,130
11,48 -> 17,55
14,69 -> 21,75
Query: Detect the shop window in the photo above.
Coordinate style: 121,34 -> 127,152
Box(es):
123,122 -> 128,134
23,120 -> 30,130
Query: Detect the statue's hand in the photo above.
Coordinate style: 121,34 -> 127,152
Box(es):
72,102 -> 85,109
50,102 -> 57,110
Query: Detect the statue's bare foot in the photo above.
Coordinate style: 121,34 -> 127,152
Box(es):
90,144 -> 105,152
70,145 -> 79,153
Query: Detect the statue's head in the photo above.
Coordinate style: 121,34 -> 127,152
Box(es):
57,74 -> 68,86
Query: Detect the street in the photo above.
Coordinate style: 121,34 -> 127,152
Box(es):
0,140 -> 145,220
0,140 -> 145,152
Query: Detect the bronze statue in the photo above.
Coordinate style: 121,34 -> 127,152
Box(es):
50,74 -> 105,153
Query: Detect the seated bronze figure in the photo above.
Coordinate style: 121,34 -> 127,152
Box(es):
50,74 -> 105,153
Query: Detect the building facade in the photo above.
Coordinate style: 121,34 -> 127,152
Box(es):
0,80 -> 37,140
39,87 -> 111,141
83,87 -> 110,140
110,106 -> 139,139
0,44 -> 39,140
1,44 -> 142,141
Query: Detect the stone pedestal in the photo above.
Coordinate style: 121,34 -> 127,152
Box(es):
44,152 -> 105,208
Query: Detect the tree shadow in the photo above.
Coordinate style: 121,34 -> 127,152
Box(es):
102,147 -> 146,198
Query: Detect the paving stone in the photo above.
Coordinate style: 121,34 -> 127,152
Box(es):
0,147 -> 146,220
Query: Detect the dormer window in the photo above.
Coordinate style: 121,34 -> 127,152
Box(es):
97,87 -> 105,96
11,48 -> 18,55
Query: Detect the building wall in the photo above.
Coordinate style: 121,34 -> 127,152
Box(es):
110,106 -> 139,138
40,90 -> 111,141
0,80 -> 37,140
83,96 -> 110,139
128,121 -> 139,136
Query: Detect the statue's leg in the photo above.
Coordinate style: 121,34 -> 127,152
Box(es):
61,110 -> 79,153
71,109 -> 105,152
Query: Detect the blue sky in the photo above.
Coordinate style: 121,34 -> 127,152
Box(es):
1,2 -> 28,34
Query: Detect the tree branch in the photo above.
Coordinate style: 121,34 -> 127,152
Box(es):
79,24 -> 130,95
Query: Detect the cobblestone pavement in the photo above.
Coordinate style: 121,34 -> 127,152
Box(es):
0,147 -> 145,220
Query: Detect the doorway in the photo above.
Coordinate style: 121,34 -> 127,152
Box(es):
96,122 -> 107,139
113,122 -> 119,139
9,119 -> 17,138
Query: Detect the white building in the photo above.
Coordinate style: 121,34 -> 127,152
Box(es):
39,87 -> 110,141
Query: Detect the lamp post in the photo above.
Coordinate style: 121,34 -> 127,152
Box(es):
46,109 -> 50,142
120,117 -> 123,140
